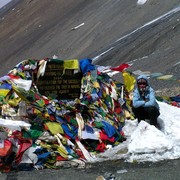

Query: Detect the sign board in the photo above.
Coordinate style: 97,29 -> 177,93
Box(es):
35,60 -> 83,100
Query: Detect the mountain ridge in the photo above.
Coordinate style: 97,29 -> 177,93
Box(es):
0,0 -> 179,95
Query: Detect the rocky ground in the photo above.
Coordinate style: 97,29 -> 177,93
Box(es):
0,0 -> 179,98
1,158 -> 180,180
0,0 -> 180,179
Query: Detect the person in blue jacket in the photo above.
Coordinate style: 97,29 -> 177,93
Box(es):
132,75 -> 160,127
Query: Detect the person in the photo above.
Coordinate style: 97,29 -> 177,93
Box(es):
132,75 -> 160,127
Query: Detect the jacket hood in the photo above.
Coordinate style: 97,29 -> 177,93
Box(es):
137,75 -> 148,80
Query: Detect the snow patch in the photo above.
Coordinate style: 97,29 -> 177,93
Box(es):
137,0 -> 148,5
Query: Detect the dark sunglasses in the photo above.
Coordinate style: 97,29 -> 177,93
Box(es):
138,82 -> 147,85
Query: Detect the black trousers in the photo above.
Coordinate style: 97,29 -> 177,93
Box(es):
132,106 -> 160,126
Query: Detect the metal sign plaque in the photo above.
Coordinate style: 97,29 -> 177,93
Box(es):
35,60 -> 82,100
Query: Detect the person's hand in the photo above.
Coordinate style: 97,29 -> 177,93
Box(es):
145,98 -> 149,102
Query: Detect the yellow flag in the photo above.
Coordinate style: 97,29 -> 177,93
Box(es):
63,59 -> 79,69
122,71 -> 136,92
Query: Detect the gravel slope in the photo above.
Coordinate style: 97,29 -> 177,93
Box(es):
0,0 -> 179,93
0,1 -> 180,179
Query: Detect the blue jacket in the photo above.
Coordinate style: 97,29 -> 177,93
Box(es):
132,75 -> 159,109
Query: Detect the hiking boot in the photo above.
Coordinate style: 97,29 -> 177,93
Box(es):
155,123 -> 161,130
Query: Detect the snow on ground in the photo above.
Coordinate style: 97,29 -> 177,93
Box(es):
137,0 -> 148,5
0,0 -> 12,8
95,101 -> 180,163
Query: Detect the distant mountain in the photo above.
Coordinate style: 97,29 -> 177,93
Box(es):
0,0 -> 179,94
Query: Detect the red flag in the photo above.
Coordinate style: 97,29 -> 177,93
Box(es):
110,63 -> 131,72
